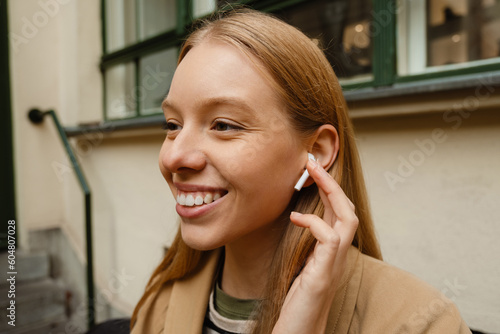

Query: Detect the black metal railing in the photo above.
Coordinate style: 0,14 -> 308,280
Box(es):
28,108 -> 95,329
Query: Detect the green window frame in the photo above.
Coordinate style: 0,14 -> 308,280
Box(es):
100,0 -> 500,120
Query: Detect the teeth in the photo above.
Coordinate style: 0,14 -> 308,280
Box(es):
176,191 -> 224,206
204,193 -> 213,204
185,194 -> 195,206
179,194 -> 186,205
194,195 -> 204,205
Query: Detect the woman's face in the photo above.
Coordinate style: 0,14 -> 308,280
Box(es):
159,40 -> 306,250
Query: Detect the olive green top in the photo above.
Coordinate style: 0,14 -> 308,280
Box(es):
213,282 -> 260,321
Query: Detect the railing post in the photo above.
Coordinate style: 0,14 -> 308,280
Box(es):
28,108 -> 96,330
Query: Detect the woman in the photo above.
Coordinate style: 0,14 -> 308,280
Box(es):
131,9 -> 470,334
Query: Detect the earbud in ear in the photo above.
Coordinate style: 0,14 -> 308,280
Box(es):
294,153 -> 316,191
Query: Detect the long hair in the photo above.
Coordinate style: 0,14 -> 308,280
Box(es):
131,9 -> 381,333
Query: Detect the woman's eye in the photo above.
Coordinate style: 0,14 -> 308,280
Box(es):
162,121 -> 181,132
212,121 -> 241,131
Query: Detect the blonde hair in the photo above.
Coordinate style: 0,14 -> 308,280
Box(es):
131,9 -> 381,333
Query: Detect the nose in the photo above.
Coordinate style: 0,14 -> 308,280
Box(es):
160,126 -> 207,175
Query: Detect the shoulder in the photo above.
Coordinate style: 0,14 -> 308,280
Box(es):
351,252 -> 471,333
359,253 -> 439,301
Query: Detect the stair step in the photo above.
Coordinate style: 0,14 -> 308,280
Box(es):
0,251 -> 50,285
2,317 -> 67,334
0,278 -> 66,331
2,320 -> 68,334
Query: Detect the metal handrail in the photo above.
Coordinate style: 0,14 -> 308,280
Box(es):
28,108 -> 95,330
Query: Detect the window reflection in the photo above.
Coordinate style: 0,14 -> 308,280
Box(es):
106,0 -> 177,53
275,0 -> 373,80
427,0 -> 500,67
106,0 -> 136,53
140,48 -> 177,115
140,0 -> 177,40
194,0 -> 216,18
106,63 -> 136,119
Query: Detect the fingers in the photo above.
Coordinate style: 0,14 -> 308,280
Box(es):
346,196 -> 355,210
306,160 -> 356,225
304,160 -> 358,251
291,212 -> 340,249
290,212 -> 341,273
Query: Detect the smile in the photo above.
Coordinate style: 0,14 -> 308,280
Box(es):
176,190 -> 226,207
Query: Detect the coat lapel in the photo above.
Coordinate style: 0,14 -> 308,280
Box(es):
164,249 -> 221,334
325,246 -> 363,334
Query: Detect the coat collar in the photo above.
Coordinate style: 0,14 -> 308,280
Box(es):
164,249 -> 221,334
325,246 -> 363,333
162,246 -> 363,334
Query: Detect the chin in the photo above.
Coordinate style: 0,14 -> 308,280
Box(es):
180,225 -> 225,251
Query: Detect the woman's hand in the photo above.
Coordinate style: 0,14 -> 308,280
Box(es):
272,159 -> 359,334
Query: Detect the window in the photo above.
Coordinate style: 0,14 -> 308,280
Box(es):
275,0 -> 373,84
397,0 -> 500,77
102,0 -> 219,120
101,0 -> 500,120
105,62 -> 135,119
140,48 -> 177,115
102,0 -> 188,120
105,0 -> 177,53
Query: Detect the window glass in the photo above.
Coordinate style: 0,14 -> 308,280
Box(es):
139,48 -> 178,115
398,0 -> 500,75
105,63 -> 136,119
275,0 -> 373,81
140,0 -> 177,40
106,0 -> 137,53
427,0 -> 500,67
193,0 -> 216,18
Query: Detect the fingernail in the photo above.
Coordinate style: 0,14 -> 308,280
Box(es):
291,211 -> 303,217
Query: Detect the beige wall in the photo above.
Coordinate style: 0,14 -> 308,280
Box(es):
9,0 -> 500,331
10,0 -> 66,245
353,104 -> 500,332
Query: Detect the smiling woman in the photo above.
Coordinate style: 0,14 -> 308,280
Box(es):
160,39 -> 303,252
130,9 -> 471,334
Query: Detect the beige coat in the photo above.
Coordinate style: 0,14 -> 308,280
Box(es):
132,247 -> 471,333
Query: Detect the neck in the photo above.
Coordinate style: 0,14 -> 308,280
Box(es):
220,221 -> 285,300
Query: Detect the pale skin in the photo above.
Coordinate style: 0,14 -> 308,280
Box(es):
159,39 -> 358,333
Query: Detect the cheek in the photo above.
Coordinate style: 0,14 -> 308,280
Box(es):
224,129 -> 301,178
222,136 -> 302,198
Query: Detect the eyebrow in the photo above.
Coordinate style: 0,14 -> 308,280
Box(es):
161,99 -> 177,113
162,96 -> 257,117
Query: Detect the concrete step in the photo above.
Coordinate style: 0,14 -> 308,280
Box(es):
0,251 -> 50,286
0,278 -> 67,332
1,318 -> 67,334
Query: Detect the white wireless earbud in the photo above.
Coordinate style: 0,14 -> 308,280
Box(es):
294,153 -> 316,191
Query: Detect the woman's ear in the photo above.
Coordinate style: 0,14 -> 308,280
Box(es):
309,124 -> 339,171
299,124 -> 339,189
